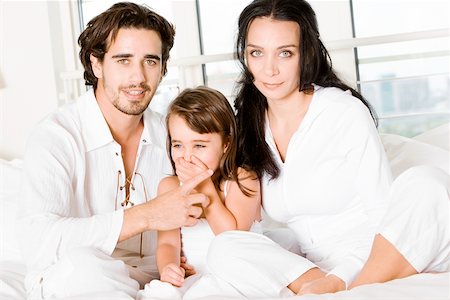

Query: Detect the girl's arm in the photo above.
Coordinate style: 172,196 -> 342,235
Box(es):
200,167 -> 261,234
156,176 -> 184,287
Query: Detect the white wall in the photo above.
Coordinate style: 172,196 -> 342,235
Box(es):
0,1 -> 79,160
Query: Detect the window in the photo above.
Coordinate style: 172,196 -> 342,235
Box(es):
74,1 -> 449,136
351,0 -> 450,136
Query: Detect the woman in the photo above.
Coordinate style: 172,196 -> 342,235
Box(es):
205,0 -> 449,297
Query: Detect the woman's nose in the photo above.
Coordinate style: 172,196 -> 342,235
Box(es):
264,56 -> 279,77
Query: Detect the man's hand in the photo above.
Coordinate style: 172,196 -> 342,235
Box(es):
119,169 -> 212,241
160,263 -> 185,287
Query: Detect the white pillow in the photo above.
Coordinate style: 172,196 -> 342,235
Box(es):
413,122 -> 449,151
381,133 -> 449,178
0,159 -> 23,262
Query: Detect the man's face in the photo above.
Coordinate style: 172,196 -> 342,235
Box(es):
91,28 -> 164,115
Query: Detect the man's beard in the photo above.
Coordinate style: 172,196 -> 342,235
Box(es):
113,98 -> 151,115
111,83 -> 152,115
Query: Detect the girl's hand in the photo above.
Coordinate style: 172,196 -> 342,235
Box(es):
160,263 -> 185,287
180,256 -> 196,277
175,156 -> 208,184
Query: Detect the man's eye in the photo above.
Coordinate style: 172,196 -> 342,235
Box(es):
145,59 -> 157,66
117,59 -> 129,64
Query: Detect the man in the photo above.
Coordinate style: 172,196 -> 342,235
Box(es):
17,3 -> 210,299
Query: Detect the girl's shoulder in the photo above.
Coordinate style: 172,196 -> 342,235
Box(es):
157,175 -> 180,194
228,167 -> 260,194
236,167 -> 259,181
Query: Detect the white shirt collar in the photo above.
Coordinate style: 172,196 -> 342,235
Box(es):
78,89 -> 159,152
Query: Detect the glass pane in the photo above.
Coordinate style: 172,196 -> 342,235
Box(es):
352,0 -> 450,135
196,0 -> 252,98
197,0 -> 252,55
361,73 -> 449,114
352,0 -> 449,37
378,115 -> 449,138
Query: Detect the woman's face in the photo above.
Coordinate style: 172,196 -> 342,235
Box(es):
246,17 -> 301,102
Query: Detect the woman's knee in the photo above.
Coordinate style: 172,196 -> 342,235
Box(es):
391,165 -> 449,209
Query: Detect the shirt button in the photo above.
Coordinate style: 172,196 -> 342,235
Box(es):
115,152 -> 119,156
142,139 -> 147,143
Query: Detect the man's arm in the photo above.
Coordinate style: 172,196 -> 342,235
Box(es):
119,169 -> 212,241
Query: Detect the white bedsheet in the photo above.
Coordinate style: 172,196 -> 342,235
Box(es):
1,259 -> 448,300
1,123 -> 449,300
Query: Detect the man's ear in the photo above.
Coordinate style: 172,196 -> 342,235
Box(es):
159,63 -> 166,83
90,54 -> 103,79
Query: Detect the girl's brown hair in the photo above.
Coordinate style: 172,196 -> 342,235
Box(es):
166,86 -> 253,196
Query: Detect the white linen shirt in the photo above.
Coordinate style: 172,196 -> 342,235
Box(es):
262,85 -> 393,286
17,89 -> 172,287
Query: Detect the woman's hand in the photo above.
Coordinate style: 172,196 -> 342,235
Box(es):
298,275 -> 345,295
160,263 -> 185,287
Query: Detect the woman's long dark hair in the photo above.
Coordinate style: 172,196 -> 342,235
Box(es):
234,0 -> 377,180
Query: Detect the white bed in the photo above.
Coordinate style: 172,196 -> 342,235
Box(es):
1,123 -> 449,300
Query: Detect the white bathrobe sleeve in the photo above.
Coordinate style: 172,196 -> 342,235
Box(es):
17,120 -> 123,273
326,101 -> 392,286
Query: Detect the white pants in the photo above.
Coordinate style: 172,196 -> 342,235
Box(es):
206,166 -> 450,298
27,247 -> 141,299
378,165 -> 450,273
207,231 -> 317,298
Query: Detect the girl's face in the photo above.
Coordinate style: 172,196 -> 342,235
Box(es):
168,114 -> 227,172
246,17 -> 301,102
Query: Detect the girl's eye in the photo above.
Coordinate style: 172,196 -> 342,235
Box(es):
280,50 -> 292,58
194,144 -> 206,149
171,144 -> 182,149
250,49 -> 262,57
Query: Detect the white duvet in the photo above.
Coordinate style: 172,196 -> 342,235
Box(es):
1,123 -> 449,300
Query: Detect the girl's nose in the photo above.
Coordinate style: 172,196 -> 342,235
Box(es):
183,149 -> 191,162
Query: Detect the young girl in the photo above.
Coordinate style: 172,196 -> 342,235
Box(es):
140,86 -> 261,299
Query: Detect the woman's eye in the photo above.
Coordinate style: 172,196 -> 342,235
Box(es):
280,50 -> 292,58
250,49 -> 262,57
